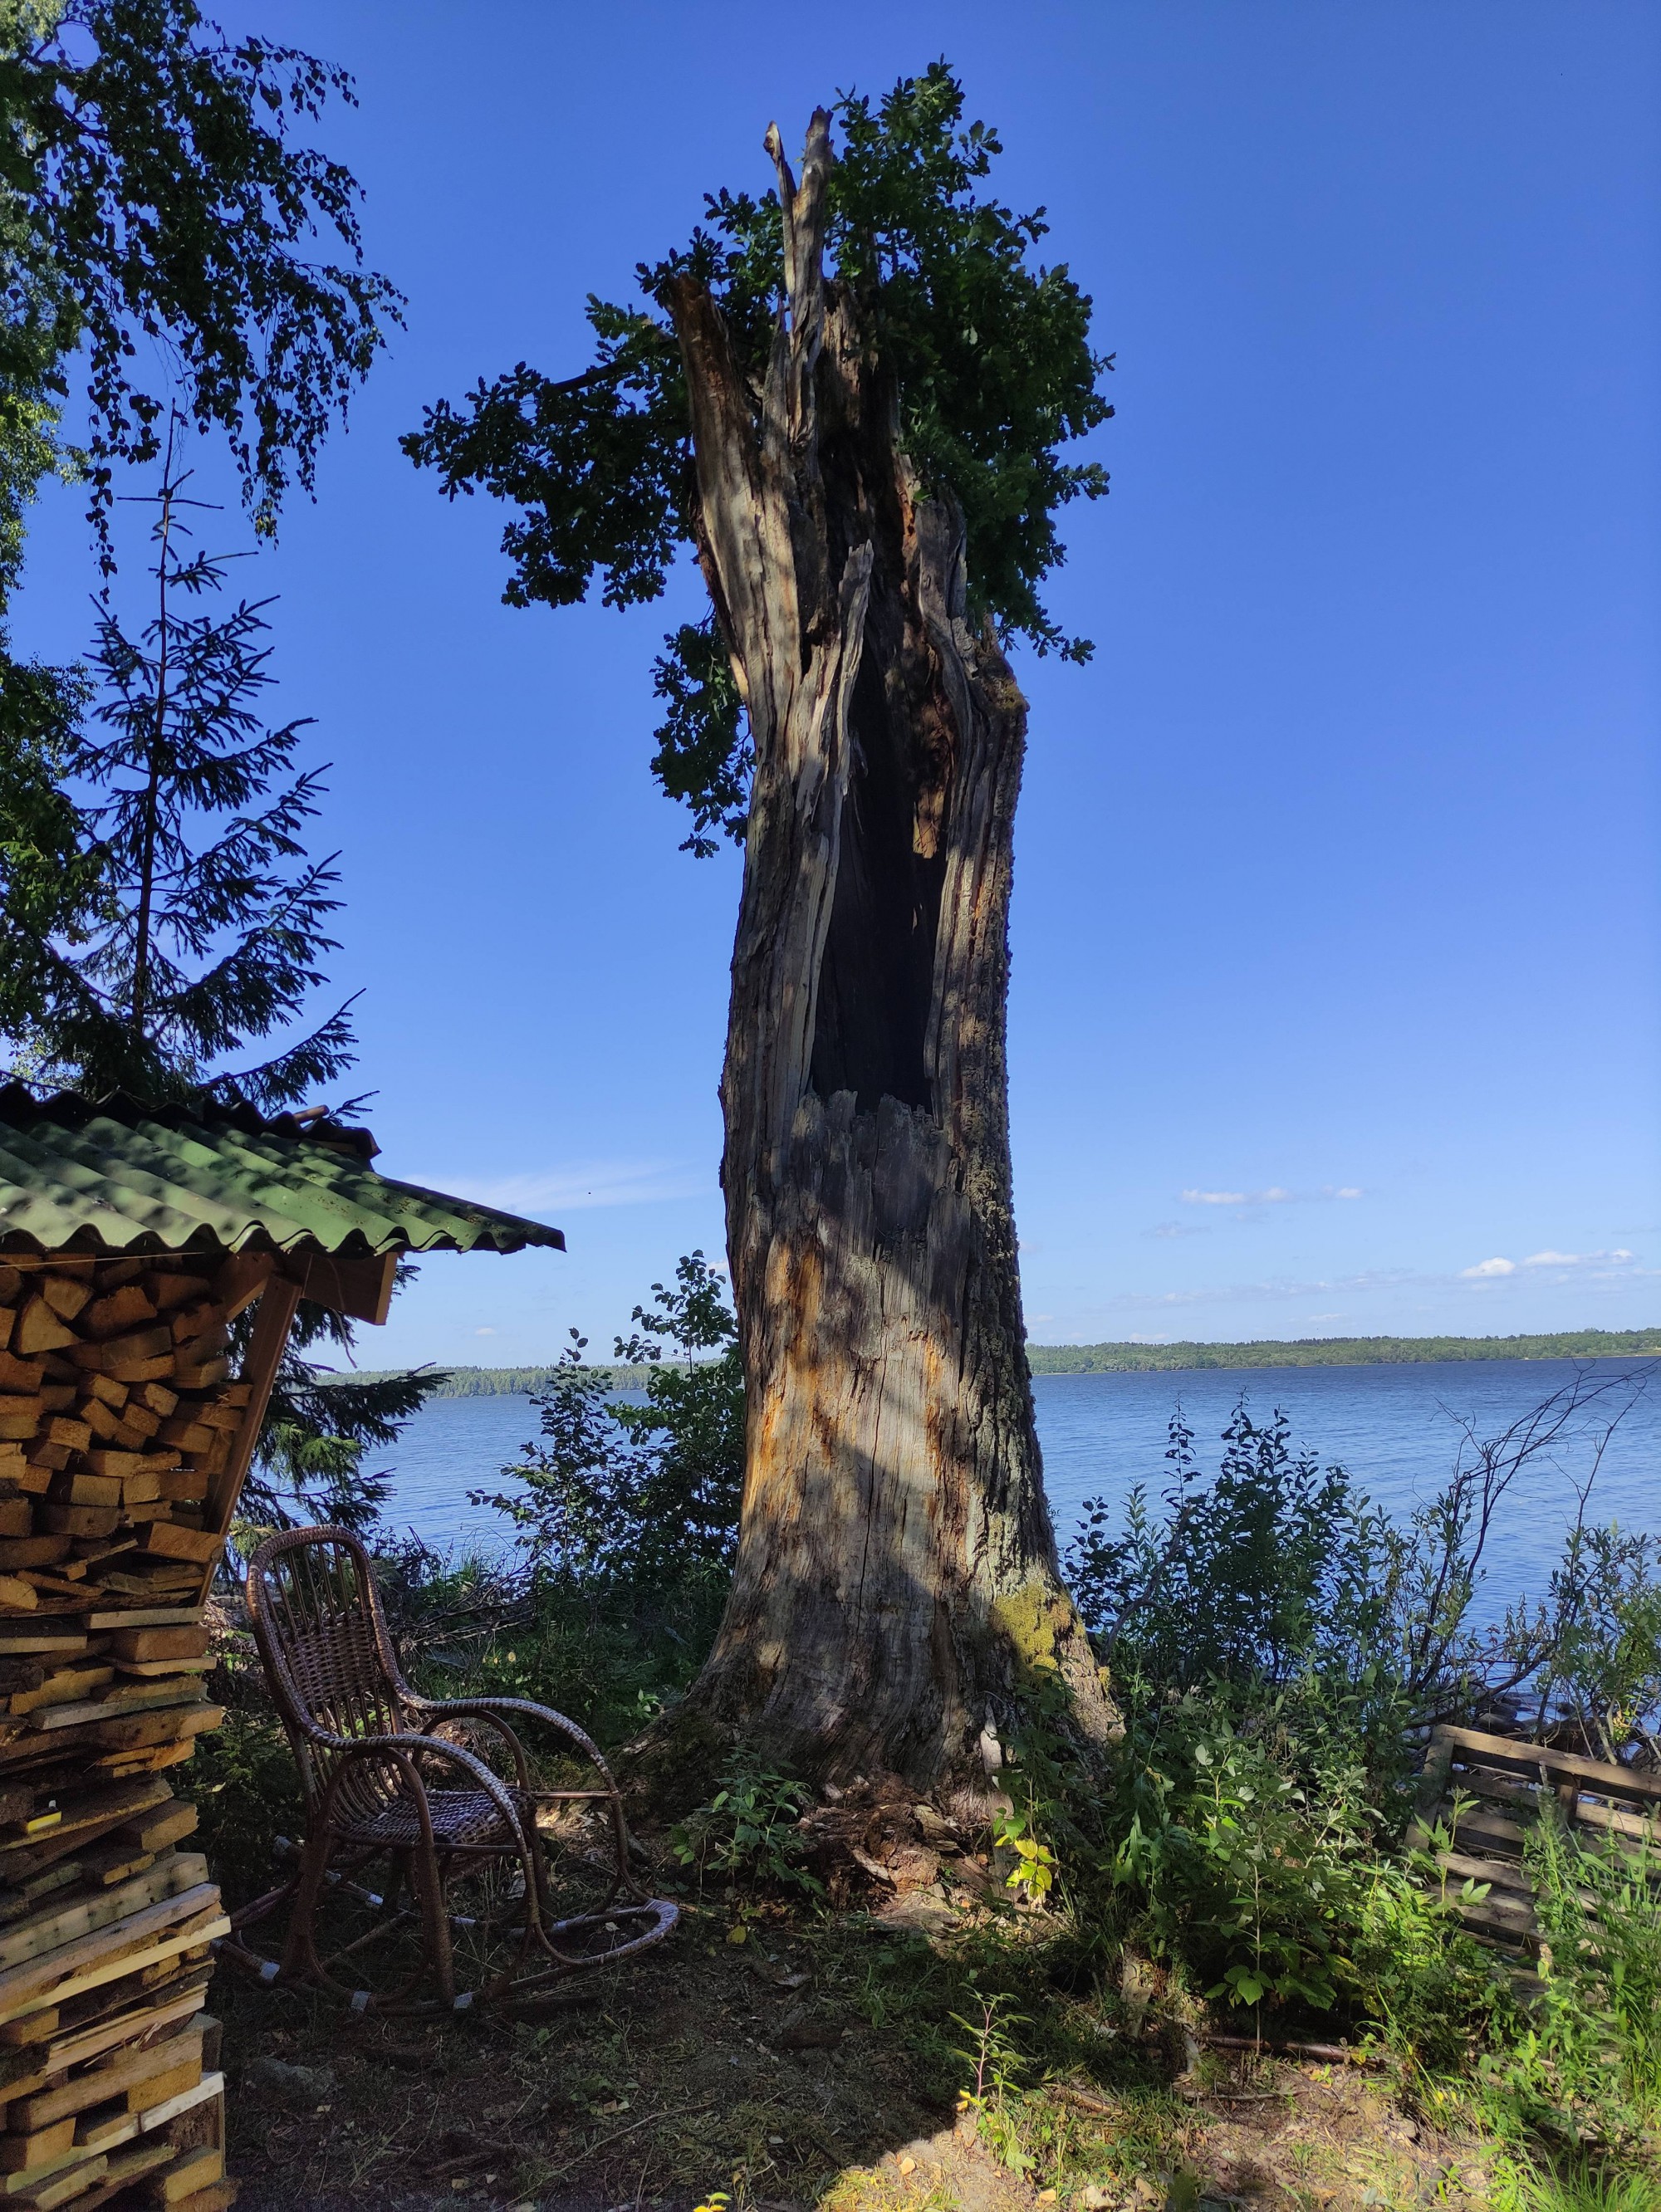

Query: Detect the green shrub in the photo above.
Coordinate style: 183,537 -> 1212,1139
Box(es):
475,1250 -> 743,1583
1069,1407 -> 1397,1704
1527,1524 -> 1661,1764
1061,1386 -> 1660,2063
1110,1705 -> 1364,2013
456,1566 -> 727,1749
1349,1848 -> 1519,2073
424,1250 -> 742,1748
1470,1813 -> 1661,2151
670,1757 -> 821,1895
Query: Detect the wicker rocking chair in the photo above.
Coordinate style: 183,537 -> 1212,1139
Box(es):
223,1526 -> 676,2014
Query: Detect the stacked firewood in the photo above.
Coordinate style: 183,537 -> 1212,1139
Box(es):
0,1255 -> 252,2210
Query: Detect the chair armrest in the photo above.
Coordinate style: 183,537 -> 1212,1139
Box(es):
404,1701 -> 534,1795
409,1697 -> 616,1789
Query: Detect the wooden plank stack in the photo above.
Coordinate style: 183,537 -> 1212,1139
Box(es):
1411,1722 -> 1661,1953
0,1254 -> 261,2210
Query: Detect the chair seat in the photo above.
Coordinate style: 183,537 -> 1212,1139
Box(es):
336,1787 -> 517,1853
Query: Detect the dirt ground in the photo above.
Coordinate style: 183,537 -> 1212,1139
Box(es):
213,1889 -> 1498,2212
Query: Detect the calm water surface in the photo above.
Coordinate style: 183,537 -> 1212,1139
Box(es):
370,1358 -> 1657,1611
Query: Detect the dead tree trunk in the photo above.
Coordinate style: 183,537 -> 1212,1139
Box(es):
666,113 -> 1118,1789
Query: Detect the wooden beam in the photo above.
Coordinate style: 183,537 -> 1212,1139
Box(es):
194,1276 -> 301,1608
210,1251 -> 275,1322
283,1248 -> 397,1327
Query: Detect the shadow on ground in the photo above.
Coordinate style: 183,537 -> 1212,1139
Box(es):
213,1886 -> 1495,2212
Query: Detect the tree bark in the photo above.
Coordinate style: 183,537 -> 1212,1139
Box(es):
664,113 -> 1118,1790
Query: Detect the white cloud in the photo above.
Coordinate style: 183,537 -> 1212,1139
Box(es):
1458,1247 -> 1640,1281
415,1159 -> 711,1216
1521,1248 -> 1635,1269
1180,1184 -> 1358,1207
1146,1221 -> 1208,1239
473,1325 -> 497,1337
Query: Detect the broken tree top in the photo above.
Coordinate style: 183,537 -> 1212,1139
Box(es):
0,1088 -> 566,1260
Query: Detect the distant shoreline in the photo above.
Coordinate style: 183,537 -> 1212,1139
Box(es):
1025,1329 -> 1661,1374
326,1329 -> 1660,1397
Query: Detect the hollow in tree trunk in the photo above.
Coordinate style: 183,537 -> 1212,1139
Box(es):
665,114 -> 1119,1789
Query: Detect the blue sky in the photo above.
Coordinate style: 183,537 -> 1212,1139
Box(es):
12,1 -> 1659,1363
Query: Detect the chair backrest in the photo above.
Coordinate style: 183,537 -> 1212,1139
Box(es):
247,1525 -> 411,1803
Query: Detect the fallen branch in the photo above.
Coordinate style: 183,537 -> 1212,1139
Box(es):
428,2133 -> 514,2182
1181,2087 -> 1290,2105
1056,2082 -> 1115,2115
1198,2032 -> 1387,2067
540,2099 -> 715,2181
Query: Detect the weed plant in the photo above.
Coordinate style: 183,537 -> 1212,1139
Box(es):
1472,1812 -> 1661,2153
951,1989 -> 1035,2176
670,1759 -> 823,1896
189,1707 -> 306,1907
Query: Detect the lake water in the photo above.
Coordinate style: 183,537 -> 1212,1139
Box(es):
367,1358 -> 1658,1612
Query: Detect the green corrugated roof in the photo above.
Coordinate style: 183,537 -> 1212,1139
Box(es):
0,1089 -> 566,1259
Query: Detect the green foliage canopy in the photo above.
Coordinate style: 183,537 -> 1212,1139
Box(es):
0,644 -> 95,1045
404,62 -> 1112,853
0,0 -> 400,1089
0,6 -> 434,1539
0,0 -> 400,543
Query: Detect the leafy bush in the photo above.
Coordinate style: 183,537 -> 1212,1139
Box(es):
400,1250 -> 748,1747
1111,1709 -> 1362,2011
475,1250 -> 743,1584
456,1569 -> 726,1750
1528,1524 -> 1661,1764
1066,1370 -> 1658,1772
1068,1406 -> 1396,1704
670,1758 -> 821,1894
1056,1378 -> 1659,2103
1068,1404 -> 1418,1813
363,1533 -> 725,1750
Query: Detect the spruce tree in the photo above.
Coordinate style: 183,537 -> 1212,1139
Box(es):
15,434 -> 356,1104
0,0 -> 401,1046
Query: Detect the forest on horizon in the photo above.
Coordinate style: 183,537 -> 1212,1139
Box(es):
329,1324 -> 1661,1397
